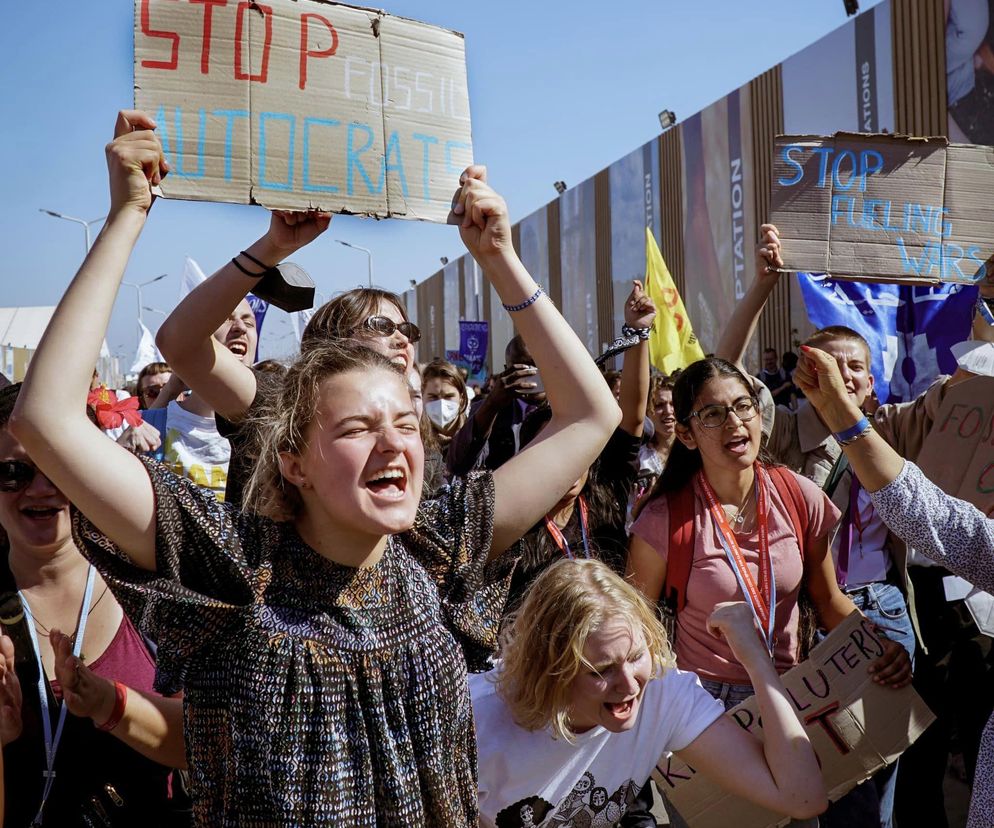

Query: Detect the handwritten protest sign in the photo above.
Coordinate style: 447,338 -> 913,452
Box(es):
134,0 -> 473,222
655,612 -> 934,828
770,133 -> 994,285
916,376 -> 994,517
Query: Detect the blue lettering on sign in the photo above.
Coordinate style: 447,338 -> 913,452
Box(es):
347,122 -> 379,196
777,144 -> 804,186
258,112 -> 295,191
213,109 -> 249,181
302,117 -> 340,193
444,140 -> 472,175
380,130 -> 410,199
155,106 -> 206,179
413,133 -> 439,202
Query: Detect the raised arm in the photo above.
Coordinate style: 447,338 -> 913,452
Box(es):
9,111 -> 166,570
676,602 -> 827,820
715,224 -> 784,371
453,169 -> 621,557
51,630 -> 186,769
156,211 -> 330,421
618,280 -> 655,437
796,344 -> 994,592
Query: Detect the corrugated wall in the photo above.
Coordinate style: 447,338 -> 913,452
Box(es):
594,169 -> 614,350
891,0 -> 947,136
658,128 -> 685,295
749,65 -> 791,354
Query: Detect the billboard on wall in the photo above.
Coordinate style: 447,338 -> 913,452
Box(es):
680,87 -> 756,355
946,0 -> 994,144
781,1 -> 895,344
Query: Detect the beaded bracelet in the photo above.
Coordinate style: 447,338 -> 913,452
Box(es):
503,286 -> 544,313
96,681 -> 128,732
833,416 -> 872,446
621,324 -> 651,341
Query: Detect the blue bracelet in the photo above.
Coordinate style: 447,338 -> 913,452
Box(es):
833,416 -> 871,445
503,286 -> 544,313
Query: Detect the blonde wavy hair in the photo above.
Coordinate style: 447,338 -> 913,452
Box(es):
242,341 -> 408,521
497,559 -> 675,742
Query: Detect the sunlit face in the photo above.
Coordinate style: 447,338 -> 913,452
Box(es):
815,338 -> 874,408
353,299 -> 416,372
677,375 -> 762,475
567,617 -> 652,734
138,371 -> 172,408
0,428 -> 72,554
287,368 -> 424,538
213,299 -> 258,368
650,387 -> 675,438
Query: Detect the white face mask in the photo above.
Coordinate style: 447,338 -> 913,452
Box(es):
425,398 -> 461,429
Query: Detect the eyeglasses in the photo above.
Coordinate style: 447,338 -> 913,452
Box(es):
0,460 -> 40,493
689,397 -> 759,429
358,316 -> 421,344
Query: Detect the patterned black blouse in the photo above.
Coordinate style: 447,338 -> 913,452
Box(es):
72,457 -> 514,827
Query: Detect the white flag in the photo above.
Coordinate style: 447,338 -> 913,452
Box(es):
181,256 -> 208,300
290,308 -> 316,344
130,320 -> 163,374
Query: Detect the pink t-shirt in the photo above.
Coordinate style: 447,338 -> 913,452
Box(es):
631,467 -> 840,684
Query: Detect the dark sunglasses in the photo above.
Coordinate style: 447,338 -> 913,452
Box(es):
0,460 -> 40,493
358,316 -> 421,344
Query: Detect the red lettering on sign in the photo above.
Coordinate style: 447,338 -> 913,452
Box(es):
190,0 -> 228,75
299,13 -> 339,91
804,701 -> 850,754
234,1 -> 272,82
978,462 -> 994,495
140,0 -> 180,70
959,406 -> 984,439
939,403 -> 969,434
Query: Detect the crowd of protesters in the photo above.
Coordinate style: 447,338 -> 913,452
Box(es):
0,109 -> 992,828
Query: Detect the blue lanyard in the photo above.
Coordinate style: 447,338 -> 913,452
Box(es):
18,564 -> 96,826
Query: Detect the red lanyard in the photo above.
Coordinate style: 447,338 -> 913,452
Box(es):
697,465 -> 776,653
543,496 -> 591,559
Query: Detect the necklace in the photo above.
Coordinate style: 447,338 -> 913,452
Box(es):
722,487 -> 752,529
24,583 -> 109,648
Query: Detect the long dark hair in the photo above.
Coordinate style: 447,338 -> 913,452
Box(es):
517,406 -> 622,570
633,357 -> 762,519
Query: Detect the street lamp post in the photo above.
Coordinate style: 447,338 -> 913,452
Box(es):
122,274 -> 168,325
38,209 -> 107,256
334,240 -> 373,287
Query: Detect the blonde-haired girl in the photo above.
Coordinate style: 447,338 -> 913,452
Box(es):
471,559 -> 827,827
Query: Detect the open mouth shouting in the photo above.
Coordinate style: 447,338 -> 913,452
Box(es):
604,694 -> 640,724
364,466 -> 409,500
226,339 -> 249,359
724,434 -> 752,457
20,504 -> 66,522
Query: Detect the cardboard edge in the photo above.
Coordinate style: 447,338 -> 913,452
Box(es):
300,0 -> 466,39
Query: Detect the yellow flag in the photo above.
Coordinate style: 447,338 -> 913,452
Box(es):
644,227 -> 705,374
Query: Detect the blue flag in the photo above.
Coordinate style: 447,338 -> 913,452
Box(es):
245,293 -> 269,363
796,274 -> 977,403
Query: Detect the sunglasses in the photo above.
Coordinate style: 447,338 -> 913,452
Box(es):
0,460 -> 40,493
358,316 -> 421,344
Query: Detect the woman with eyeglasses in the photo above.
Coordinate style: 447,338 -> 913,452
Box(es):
626,358 -> 910,723
0,383 -> 189,827
8,110 -> 621,826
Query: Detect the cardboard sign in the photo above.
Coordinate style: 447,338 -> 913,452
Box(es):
916,376 -> 994,517
134,0 -> 473,222
655,612 -> 934,828
770,133 -> 994,285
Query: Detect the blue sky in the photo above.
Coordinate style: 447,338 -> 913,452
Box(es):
0,0 -> 882,363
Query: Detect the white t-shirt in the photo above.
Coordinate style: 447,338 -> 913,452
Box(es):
472,667 -> 723,828
161,401 -> 230,500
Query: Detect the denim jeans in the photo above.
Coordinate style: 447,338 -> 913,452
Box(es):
820,581 -> 915,828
